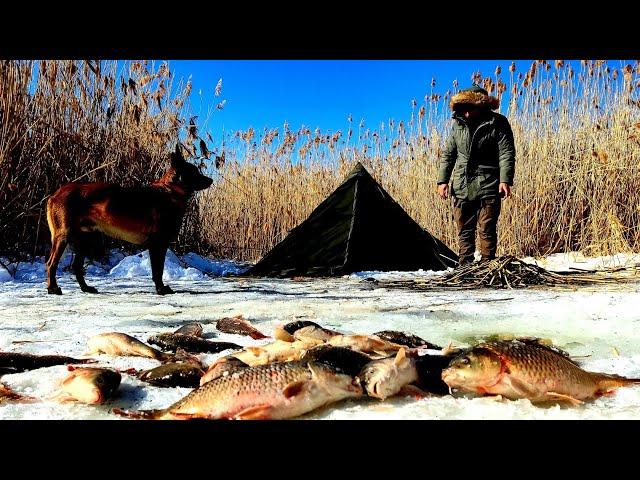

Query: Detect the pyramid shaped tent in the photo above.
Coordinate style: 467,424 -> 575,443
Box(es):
246,162 -> 458,277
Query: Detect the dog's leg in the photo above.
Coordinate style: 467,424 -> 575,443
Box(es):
149,245 -> 174,295
46,234 -> 67,295
72,236 -> 99,294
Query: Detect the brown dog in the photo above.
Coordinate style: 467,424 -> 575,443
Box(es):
45,145 -> 213,295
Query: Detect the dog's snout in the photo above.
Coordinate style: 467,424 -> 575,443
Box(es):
194,175 -> 213,191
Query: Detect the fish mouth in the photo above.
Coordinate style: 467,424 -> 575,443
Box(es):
367,381 -> 381,398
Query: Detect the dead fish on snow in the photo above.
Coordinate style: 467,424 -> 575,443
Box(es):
232,339 -> 320,367
373,331 -> 441,350
359,348 -> 421,400
442,339 -> 640,404
216,315 -> 269,340
138,363 -> 205,388
0,351 -> 94,373
174,322 -> 204,337
86,333 -> 171,361
148,333 -> 242,354
57,366 -> 121,405
114,361 -> 363,420
274,321 -> 325,342
299,345 -> 373,377
293,325 -> 340,343
327,335 -> 404,356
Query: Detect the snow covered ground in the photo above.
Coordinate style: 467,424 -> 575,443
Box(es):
1,250 -> 640,420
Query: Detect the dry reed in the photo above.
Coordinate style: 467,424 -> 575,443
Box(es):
195,60 -> 640,261
0,60 -> 214,260
2,60 -> 639,264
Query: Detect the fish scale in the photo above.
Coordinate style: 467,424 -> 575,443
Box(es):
485,341 -> 593,386
484,341 -> 599,388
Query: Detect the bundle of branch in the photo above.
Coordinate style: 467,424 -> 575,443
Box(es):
376,255 -> 633,290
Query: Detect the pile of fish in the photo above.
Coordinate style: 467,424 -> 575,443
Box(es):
2,315 -> 640,419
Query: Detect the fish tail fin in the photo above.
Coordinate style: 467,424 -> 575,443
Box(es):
596,374 -> 640,393
118,367 -> 139,376
617,376 -> 640,386
112,407 -> 163,419
157,351 -> 175,363
250,332 -> 270,340
1,383 -> 35,403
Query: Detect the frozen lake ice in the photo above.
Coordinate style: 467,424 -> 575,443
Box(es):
1,250 -> 639,419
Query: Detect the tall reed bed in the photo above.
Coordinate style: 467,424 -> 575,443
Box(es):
1,60 -> 639,263
0,60 -> 214,259
195,60 -> 640,261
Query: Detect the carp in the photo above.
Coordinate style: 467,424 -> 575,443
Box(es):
327,335 -> 404,356
59,366 -> 121,404
174,323 -> 204,337
86,333 -> 170,361
215,315 -> 269,340
274,321 -> 325,342
147,333 -> 242,354
299,345 -> 373,377
293,325 -> 340,343
114,361 -> 363,420
373,331 -> 441,350
442,339 -> 640,404
138,363 -> 204,388
231,339 -> 321,367
359,349 -> 420,400
0,351 -> 93,373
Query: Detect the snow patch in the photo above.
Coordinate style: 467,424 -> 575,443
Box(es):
109,250 -> 206,281
1,259 -> 640,420
1,249 -> 249,285
0,265 -> 12,283
350,268 -> 451,282
181,252 -> 251,276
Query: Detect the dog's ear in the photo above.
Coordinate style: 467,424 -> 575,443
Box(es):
171,143 -> 186,169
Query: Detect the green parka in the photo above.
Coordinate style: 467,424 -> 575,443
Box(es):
437,91 -> 516,201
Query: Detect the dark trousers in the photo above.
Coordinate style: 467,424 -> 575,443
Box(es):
453,197 -> 501,265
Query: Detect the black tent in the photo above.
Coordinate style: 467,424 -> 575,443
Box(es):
246,162 -> 458,277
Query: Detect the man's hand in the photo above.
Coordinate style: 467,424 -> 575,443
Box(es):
437,183 -> 449,199
499,183 -> 512,199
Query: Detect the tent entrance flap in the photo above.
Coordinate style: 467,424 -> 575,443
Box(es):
246,162 -> 458,277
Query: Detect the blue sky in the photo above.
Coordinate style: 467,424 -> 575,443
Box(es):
160,59 -> 635,160
168,60 -> 522,136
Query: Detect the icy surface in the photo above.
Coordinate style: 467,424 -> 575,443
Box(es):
108,250 -> 207,281
1,251 -> 640,420
0,266 -> 11,283
350,268 -> 449,282
0,249 -> 248,284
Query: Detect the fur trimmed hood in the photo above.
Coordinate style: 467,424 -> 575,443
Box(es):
449,86 -> 499,111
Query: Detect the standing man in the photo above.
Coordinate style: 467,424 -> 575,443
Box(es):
437,84 -> 516,266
